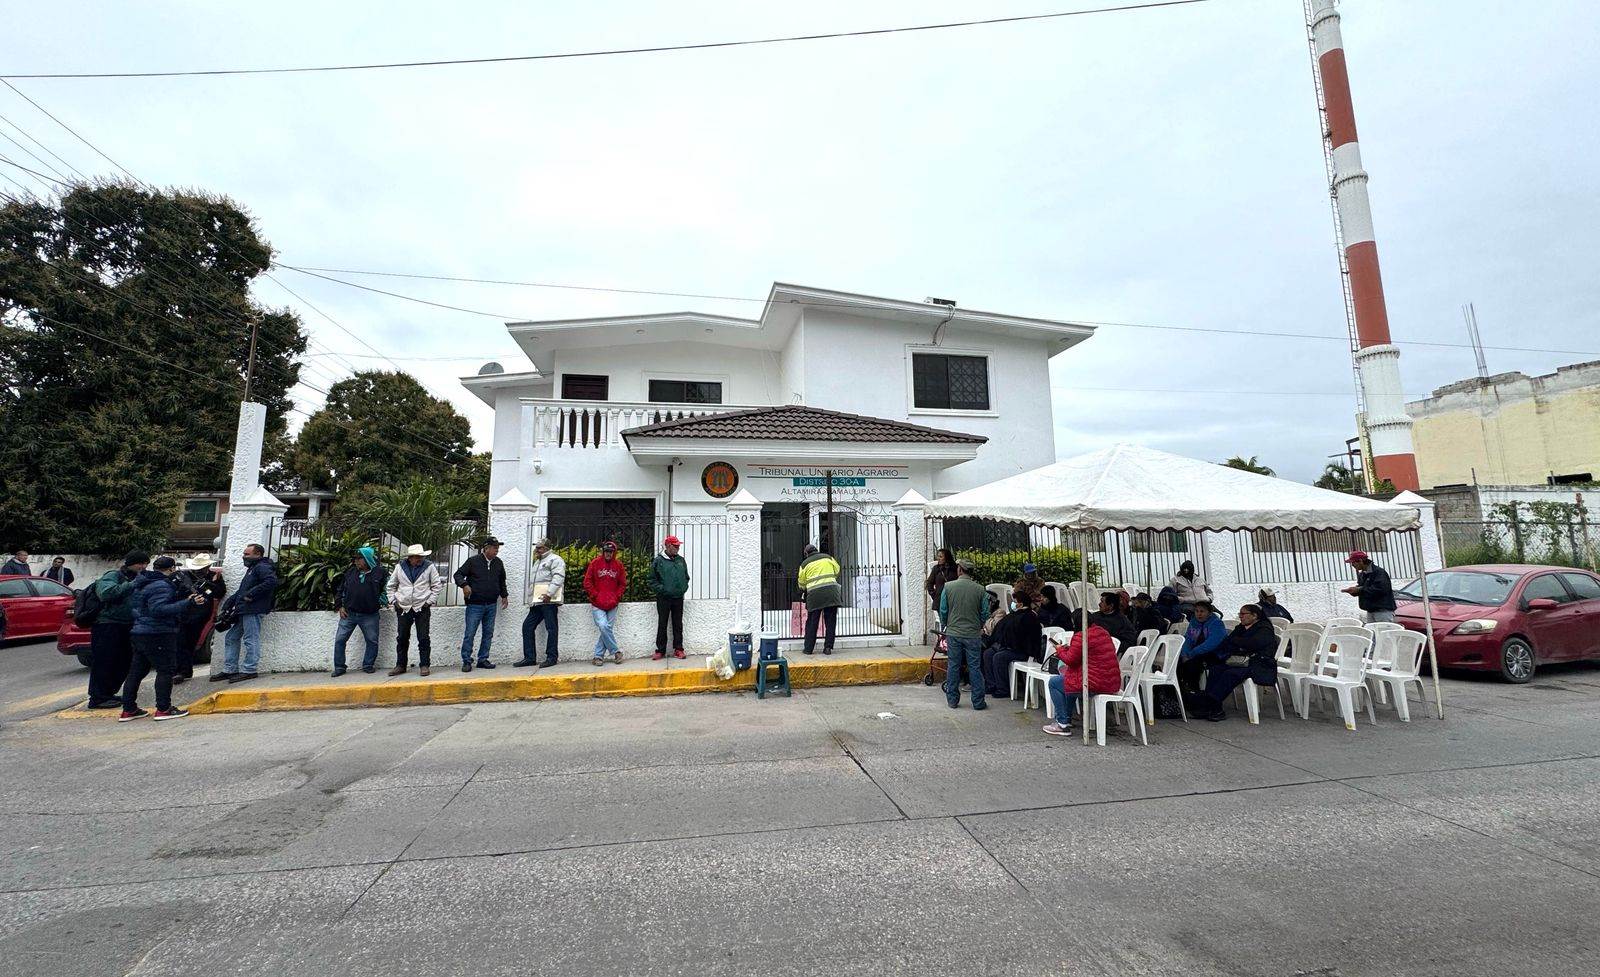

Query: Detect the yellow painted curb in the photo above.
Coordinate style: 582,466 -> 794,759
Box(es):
186,657 -> 928,715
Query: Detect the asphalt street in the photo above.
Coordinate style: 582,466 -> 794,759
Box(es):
4,635 -> 1600,976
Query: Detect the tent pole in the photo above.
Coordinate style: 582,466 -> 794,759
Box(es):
1080,529 -> 1090,745
1412,529 -> 1444,720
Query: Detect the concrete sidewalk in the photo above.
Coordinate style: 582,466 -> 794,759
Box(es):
62,644 -> 937,716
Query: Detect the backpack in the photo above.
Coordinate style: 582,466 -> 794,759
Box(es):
72,584 -> 104,627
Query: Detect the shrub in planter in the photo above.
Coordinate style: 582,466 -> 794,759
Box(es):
276,526 -> 394,612
955,547 -> 1096,588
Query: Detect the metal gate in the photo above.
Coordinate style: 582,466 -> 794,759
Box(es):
759,506 -> 901,641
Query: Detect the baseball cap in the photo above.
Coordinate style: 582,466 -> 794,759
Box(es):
664,535 -> 682,547
1345,550 -> 1369,565
152,556 -> 177,571
1022,562 -> 1037,573
1259,586 -> 1277,597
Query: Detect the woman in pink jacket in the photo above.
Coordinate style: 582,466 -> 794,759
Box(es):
1043,624 -> 1122,736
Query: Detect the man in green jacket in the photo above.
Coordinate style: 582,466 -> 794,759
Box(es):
649,535 -> 690,660
86,551 -> 149,709
938,560 -> 990,710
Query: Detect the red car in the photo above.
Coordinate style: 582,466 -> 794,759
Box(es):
0,574 -> 77,648
1395,564 -> 1600,683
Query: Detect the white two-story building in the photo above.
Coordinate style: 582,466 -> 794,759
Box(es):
462,282 -> 1093,636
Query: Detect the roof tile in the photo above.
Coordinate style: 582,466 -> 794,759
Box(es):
621,405 -> 987,444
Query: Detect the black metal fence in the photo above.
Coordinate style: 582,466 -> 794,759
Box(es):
264,517 -> 479,607
1441,519 -> 1600,570
760,510 -> 901,641
527,515 -> 728,602
928,519 -> 1203,590
1231,528 -> 1420,584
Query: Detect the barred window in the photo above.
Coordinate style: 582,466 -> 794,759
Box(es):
912,353 -> 990,411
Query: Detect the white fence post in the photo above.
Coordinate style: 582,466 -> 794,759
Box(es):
724,489 -> 763,633
1392,490 -> 1443,570
894,489 -> 930,645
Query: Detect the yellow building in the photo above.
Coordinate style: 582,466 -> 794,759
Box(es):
1408,360 -> 1600,488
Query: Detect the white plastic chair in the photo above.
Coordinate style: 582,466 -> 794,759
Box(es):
986,583 -> 1013,612
1015,627 -> 1068,704
1044,582 -> 1068,607
1366,630 -> 1429,722
1269,618 -> 1291,635
1325,616 -> 1364,628
1136,628 -> 1159,648
1138,634 -> 1187,725
1066,581 -> 1099,614
1166,619 -> 1189,636
1300,631 -> 1376,730
1318,625 -> 1373,673
1276,626 -> 1324,715
1089,641 -> 1154,746
1236,631 -> 1292,724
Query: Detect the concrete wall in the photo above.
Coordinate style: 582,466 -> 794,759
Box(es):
797,312 -> 1059,495
1409,360 -> 1600,487
248,599 -> 737,672
14,554 -> 123,586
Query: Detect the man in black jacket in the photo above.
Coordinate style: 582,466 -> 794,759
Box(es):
1342,550 -> 1396,623
43,557 -> 74,587
1089,592 -> 1138,649
453,537 -> 507,672
331,546 -> 387,677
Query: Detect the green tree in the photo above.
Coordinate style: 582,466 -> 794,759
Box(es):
1313,462 -> 1363,494
292,370 -> 473,495
0,183 -> 306,554
1222,455 -> 1276,477
445,451 -> 493,522
347,476 -> 479,555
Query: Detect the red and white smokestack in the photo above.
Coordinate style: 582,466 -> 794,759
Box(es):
1310,0 -> 1419,490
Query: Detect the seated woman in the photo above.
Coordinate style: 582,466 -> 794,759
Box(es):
1175,599 -> 1228,694
1041,622 -> 1122,736
1036,587 -> 1071,630
979,599 -> 1009,651
981,593 -> 1043,698
1088,592 -> 1138,649
1192,604 -> 1279,721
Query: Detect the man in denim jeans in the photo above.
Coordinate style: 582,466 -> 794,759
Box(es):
938,560 -> 991,710
213,543 -> 277,685
331,546 -> 386,677
454,538 -> 508,672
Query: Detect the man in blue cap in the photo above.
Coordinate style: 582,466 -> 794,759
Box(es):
1014,561 -> 1044,605
332,546 -> 387,676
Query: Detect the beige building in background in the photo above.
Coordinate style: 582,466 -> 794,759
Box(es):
1408,360 -> 1600,488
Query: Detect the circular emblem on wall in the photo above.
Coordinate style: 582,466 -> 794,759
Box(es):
701,461 -> 739,499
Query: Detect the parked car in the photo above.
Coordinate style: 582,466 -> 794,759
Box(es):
0,574 -> 77,646
56,597 -> 217,668
1395,564 -> 1600,683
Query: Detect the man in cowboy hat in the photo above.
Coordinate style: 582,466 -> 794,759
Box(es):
649,535 -> 690,660
387,543 -> 444,676
173,554 -> 226,682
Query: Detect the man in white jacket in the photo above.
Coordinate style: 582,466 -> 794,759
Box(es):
387,544 -> 444,676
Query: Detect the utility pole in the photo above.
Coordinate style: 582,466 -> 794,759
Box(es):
241,318 -> 261,404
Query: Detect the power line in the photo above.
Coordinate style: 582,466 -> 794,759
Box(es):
2,1 -> 1212,80
278,263 -> 1600,361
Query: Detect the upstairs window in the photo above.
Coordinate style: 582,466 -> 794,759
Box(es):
181,499 -> 219,524
912,352 -> 990,411
561,374 -> 610,400
648,379 -> 723,404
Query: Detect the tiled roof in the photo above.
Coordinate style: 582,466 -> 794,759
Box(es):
621,405 -> 987,444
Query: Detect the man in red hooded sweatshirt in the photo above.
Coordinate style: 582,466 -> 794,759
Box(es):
583,541 -> 628,665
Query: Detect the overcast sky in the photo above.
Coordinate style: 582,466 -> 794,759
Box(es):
6,0 -> 1597,482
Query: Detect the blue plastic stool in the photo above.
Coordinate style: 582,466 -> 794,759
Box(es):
756,655 -> 791,698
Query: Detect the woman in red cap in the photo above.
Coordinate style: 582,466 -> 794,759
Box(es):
649,535 -> 691,659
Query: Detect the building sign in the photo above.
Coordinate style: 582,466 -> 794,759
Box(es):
746,465 -> 907,502
700,461 -> 740,499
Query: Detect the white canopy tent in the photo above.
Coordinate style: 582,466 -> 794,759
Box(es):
925,444 -> 1442,740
